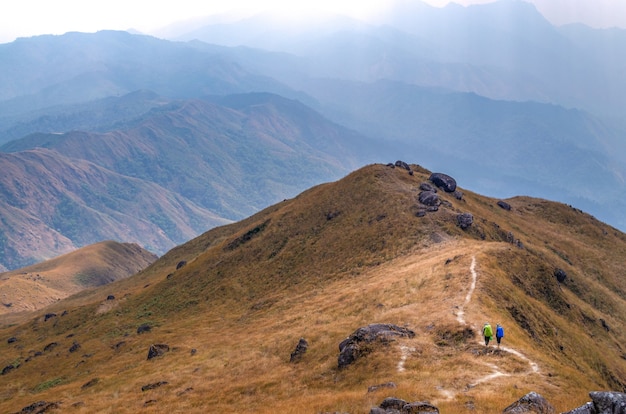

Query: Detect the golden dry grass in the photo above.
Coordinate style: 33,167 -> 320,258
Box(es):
1,163 -> 625,413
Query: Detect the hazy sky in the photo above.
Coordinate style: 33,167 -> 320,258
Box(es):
2,0 -> 625,44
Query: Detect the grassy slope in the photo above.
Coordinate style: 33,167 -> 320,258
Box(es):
0,163 -> 624,413
0,241 -> 157,317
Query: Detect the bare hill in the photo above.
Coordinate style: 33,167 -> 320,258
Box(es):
0,240 -> 157,316
0,163 -> 624,413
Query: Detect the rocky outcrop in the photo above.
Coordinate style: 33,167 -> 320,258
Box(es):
562,391 -> 626,414
503,391 -> 555,413
338,324 -> 415,369
429,173 -> 457,193
419,191 -> 440,207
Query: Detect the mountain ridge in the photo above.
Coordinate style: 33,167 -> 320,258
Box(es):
0,162 -> 624,412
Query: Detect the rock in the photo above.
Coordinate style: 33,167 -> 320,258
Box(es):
15,401 -> 60,413
457,213 -> 473,230
419,191 -> 440,207
44,313 -> 57,322
419,183 -> 436,192
137,323 -> 152,334
371,397 -> 439,413
554,268 -> 567,283
380,397 -> 408,411
395,160 -> 410,171
290,338 -> 308,363
1,364 -> 16,375
106,295 -> 115,300
561,402 -> 594,414
453,191 -> 463,200
498,200 -> 512,210
503,391 -> 555,413
176,261 -> 187,270
69,342 -> 81,353
147,344 -> 170,360
43,342 -> 58,352
338,324 -> 415,369
589,391 -> 626,413
404,401 -> 439,412
142,381 -> 169,391
8,337 -> 17,344
81,378 -> 100,389
429,173 -> 457,193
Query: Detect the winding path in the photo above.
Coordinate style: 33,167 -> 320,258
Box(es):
447,255 -> 539,394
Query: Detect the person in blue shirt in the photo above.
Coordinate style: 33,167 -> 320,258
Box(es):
496,324 -> 504,347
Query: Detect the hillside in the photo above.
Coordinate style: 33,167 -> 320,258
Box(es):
0,93 -> 387,271
0,241 -> 157,316
0,163 -> 624,413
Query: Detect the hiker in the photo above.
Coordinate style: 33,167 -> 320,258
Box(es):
496,324 -> 504,347
483,323 -> 493,346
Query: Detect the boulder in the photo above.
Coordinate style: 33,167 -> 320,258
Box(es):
503,391 -> 555,413
589,391 -> 626,413
137,323 -> 152,334
419,183 -> 436,192
457,213 -> 473,230
429,173 -> 457,193
395,160 -> 410,171
338,324 -> 415,369
554,268 -> 567,283
371,397 -> 439,413
498,200 -> 512,211
290,338 -> 308,363
147,344 -> 170,360
419,191 -> 440,207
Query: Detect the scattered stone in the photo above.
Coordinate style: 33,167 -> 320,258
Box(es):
106,295 -> 115,301
8,337 -> 17,344
554,268 -> 567,283
326,211 -> 341,220
2,364 -> 16,375
290,338 -> 308,363
338,324 -> 415,369
147,344 -> 170,360
43,342 -> 58,352
457,213 -> 473,229
498,200 -> 512,210
176,261 -> 187,270
419,183 -> 436,192
371,397 -> 439,413
367,382 -> 397,393
15,400 -> 60,413
144,400 -> 158,406
395,160 -> 410,171
44,313 -> 57,322
453,190 -> 463,200
177,387 -> 194,397
190,348 -> 197,355
81,378 -> 100,389
69,342 -> 81,353
137,323 -> 152,334
599,319 -> 610,332
419,191 -> 440,207
142,381 -> 169,392
503,391 -> 555,413
429,173 -> 457,193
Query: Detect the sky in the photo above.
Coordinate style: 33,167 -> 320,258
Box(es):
2,0 -> 626,44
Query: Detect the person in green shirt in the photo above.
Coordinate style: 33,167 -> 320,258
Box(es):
483,323 -> 493,346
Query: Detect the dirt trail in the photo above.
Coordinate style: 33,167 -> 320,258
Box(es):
443,255 -> 540,396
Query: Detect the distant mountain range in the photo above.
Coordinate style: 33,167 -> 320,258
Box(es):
1,0 -> 626,269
